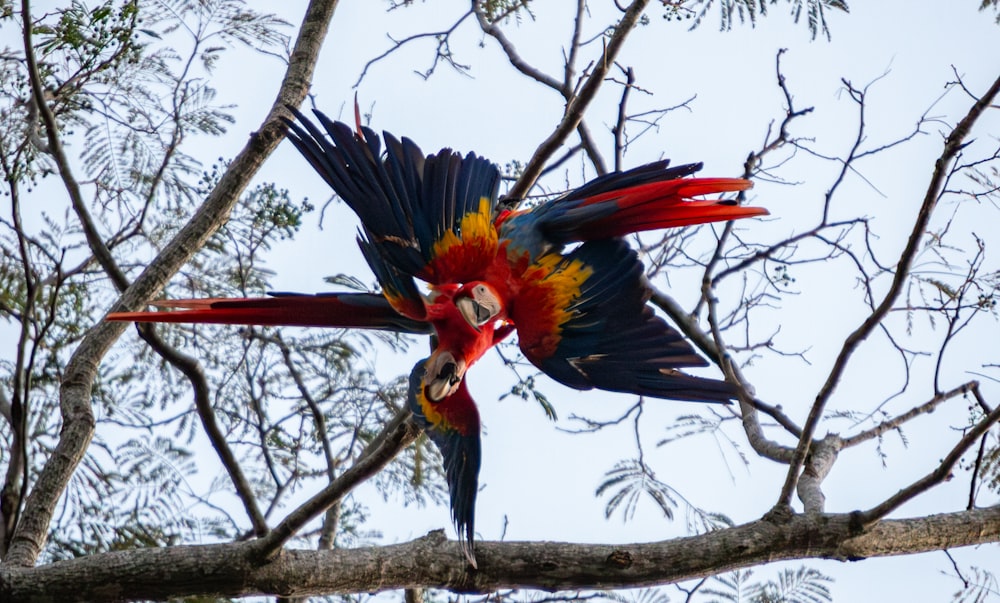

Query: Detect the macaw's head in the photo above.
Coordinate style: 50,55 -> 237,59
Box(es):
454,281 -> 505,331
423,349 -> 468,402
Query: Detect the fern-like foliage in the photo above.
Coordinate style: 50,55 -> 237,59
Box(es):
952,566 -> 1000,603
701,568 -> 833,603
686,0 -> 849,40
597,458 -> 679,521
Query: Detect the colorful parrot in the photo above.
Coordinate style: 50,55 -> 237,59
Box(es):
109,108 -> 768,567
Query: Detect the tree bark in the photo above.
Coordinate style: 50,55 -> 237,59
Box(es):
2,506 -> 997,602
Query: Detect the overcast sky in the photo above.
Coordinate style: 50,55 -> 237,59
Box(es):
6,1 -> 998,600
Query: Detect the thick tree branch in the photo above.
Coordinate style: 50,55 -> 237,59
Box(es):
3,506 -> 998,602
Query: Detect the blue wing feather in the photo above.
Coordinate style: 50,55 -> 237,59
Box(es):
516,239 -> 736,403
284,107 -> 501,285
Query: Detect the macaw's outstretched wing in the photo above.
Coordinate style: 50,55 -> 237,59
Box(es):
283,107 -> 502,286
106,292 -> 432,334
408,358 -> 482,568
511,239 -> 737,403
500,161 -> 766,254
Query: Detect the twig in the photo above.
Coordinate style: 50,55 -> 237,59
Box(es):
858,383 -> 999,524
355,10 -> 475,87
968,433 -> 989,510
613,65 -> 635,171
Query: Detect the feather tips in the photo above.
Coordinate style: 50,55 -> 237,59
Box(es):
283,108 -> 502,286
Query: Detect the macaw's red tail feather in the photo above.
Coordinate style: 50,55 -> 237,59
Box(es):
593,201 -> 770,236
583,177 -> 753,208
106,293 -> 432,334
541,177 -> 766,242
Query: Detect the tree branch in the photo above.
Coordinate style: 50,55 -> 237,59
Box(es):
504,0 -> 651,200
858,383 -> 1000,524
842,381 -> 977,448
3,506 -> 999,601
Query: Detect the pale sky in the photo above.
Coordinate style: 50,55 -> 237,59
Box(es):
6,1 -> 999,601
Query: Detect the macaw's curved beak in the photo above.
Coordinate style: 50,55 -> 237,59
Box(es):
455,282 -> 504,331
423,350 -> 467,402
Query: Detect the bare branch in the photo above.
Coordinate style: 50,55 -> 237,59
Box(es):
842,381 -> 978,448
137,323 -> 269,535
505,0 -> 652,201
859,383 -> 1000,524
355,9 -> 475,87
650,288 -> 798,463
613,65 -> 635,171
473,4 -> 562,91
252,408 -> 420,560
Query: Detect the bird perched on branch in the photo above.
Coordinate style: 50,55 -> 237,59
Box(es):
109,106 -> 768,568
